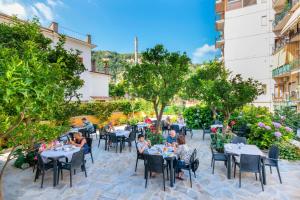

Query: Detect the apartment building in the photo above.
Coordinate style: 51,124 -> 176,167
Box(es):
215,0 -> 275,110
272,0 -> 300,112
0,12 -> 110,102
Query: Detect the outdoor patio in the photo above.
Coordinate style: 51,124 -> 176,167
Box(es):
3,130 -> 300,200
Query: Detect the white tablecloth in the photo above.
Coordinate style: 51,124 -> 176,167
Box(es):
115,130 -> 130,137
211,124 -> 223,129
224,144 -> 265,157
41,146 -> 80,163
137,123 -> 149,129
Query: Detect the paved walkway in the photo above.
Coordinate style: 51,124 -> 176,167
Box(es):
3,130 -> 300,200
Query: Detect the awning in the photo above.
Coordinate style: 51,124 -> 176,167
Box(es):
281,7 -> 300,35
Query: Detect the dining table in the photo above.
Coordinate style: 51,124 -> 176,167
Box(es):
144,144 -> 177,187
41,145 -> 81,187
224,143 -> 267,184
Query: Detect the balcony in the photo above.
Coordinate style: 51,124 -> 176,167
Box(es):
215,17 -> 224,31
215,0 -> 225,13
227,0 -> 242,11
273,0 -> 287,12
273,4 -> 292,31
272,64 -> 291,77
215,35 -> 224,49
291,59 -> 300,71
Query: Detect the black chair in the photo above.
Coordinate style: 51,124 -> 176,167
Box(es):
144,154 -> 168,191
135,141 -> 145,172
85,137 -> 94,163
98,128 -> 108,149
34,154 -> 54,188
231,136 -> 247,144
79,128 -> 89,138
176,149 -> 197,188
203,125 -> 211,140
58,150 -> 87,187
264,145 -> 282,184
234,154 -> 264,191
92,124 -> 98,139
170,124 -> 180,134
108,133 -> 123,153
184,126 -> 193,138
210,146 -> 227,174
32,143 -> 41,173
124,131 -> 137,152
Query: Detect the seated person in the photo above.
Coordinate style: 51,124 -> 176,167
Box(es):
177,114 -> 185,125
137,134 -> 151,154
166,130 -> 177,147
69,132 -> 89,154
144,116 -> 152,124
174,135 -> 191,180
82,117 -> 94,133
104,122 -> 115,133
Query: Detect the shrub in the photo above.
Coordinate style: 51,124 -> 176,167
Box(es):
211,130 -> 232,153
273,106 -> 300,133
146,130 -> 165,145
183,104 -> 213,129
164,105 -> 185,115
278,141 -> 300,160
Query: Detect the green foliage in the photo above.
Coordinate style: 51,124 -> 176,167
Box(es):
186,61 -> 262,126
211,131 -> 233,153
124,44 -> 190,130
183,104 -> 213,129
278,141 -> 300,160
146,130 -> 165,145
163,105 -> 185,115
273,106 -> 300,133
109,82 -> 126,98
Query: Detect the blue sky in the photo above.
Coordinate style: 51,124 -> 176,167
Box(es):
0,0 -> 218,63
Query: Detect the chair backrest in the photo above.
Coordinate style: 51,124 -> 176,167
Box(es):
171,124 -> 180,133
240,154 -> 261,173
109,133 -> 118,143
189,149 -> 197,164
86,137 -> 92,149
128,131 -> 136,141
93,124 -> 98,133
37,154 -> 46,170
71,150 -> 84,169
145,154 -> 164,173
231,136 -> 247,144
268,145 -> 279,160
79,128 -> 89,138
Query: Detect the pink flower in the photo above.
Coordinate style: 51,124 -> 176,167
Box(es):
274,131 -> 282,138
265,125 -> 271,130
285,127 -> 293,132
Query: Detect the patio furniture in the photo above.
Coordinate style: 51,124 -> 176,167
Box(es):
58,150 -> 87,187
41,145 -> 81,187
79,128 -> 89,138
124,131 -> 137,152
175,149 -> 197,188
264,145 -> 282,184
32,143 -> 41,173
144,154 -> 168,191
202,125 -> 211,140
184,126 -> 193,138
107,133 -> 123,153
231,136 -> 247,144
233,154 -> 264,191
34,154 -> 54,188
134,141 -> 145,172
224,143 -> 266,185
170,124 -> 180,134
210,146 -> 227,174
91,124 -> 98,139
98,128 -> 108,149
85,137 -> 94,163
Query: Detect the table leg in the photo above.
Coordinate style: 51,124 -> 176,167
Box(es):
53,159 -> 57,187
227,154 -> 231,179
262,159 -> 266,185
169,159 -> 174,187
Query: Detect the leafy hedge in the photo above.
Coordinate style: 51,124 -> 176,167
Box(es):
183,104 -> 213,129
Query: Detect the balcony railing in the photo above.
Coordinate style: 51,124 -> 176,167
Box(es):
291,59 -> 300,70
272,64 -> 291,77
273,3 -> 292,28
215,0 -> 225,13
215,35 -> 224,48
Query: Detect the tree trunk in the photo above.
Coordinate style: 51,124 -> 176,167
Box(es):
153,102 -> 165,134
0,146 -> 16,200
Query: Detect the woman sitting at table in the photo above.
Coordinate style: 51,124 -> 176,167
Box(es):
69,132 -> 89,154
137,134 -> 151,154
104,122 -> 115,133
174,135 -> 191,180
166,130 -> 177,147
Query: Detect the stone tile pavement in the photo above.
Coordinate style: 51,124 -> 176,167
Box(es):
3,130 -> 300,200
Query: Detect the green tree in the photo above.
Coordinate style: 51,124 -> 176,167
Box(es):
109,82 -> 126,99
186,61 -> 262,130
124,44 -> 190,131
0,18 -> 84,199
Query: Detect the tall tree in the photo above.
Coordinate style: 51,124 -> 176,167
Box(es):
124,44 -> 190,131
186,61 -> 262,129
0,18 -> 84,199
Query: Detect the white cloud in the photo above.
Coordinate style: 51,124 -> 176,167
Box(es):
0,1 -> 27,18
0,0 -> 63,24
192,44 -> 218,64
34,2 -> 53,21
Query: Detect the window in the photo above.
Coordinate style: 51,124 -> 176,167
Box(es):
261,16 -> 267,26
261,0 -> 267,3
243,0 -> 257,7
262,84 -> 267,95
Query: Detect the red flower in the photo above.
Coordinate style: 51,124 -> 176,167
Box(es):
211,127 -> 217,133
230,120 -> 236,126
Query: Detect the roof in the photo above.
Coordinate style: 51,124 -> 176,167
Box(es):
0,12 -> 96,49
